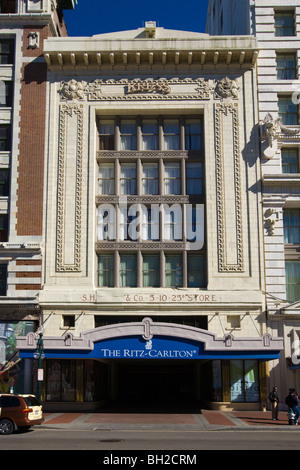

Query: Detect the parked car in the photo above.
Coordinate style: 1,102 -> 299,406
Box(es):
0,394 -> 44,434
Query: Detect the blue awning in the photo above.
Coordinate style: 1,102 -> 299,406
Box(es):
19,335 -> 281,361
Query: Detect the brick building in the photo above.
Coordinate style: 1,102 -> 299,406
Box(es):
0,0 -> 77,394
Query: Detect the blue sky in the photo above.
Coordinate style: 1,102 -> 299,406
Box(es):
63,0 -> 209,37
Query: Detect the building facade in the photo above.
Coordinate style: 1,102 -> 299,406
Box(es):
16,23 -> 283,411
207,0 -> 300,406
0,0 -> 77,393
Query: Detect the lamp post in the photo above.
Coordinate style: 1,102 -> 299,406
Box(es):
33,332 -> 45,402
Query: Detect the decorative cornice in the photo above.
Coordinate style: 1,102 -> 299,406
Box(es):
43,36 -> 258,70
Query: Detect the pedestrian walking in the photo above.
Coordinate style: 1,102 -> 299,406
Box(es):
285,388 -> 300,425
269,386 -> 280,420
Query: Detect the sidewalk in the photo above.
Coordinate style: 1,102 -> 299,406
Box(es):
40,410 -> 298,431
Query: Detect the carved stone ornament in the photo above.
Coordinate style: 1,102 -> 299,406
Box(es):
127,79 -> 171,94
59,79 -> 88,101
262,113 -> 300,159
58,77 -> 213,101
28,32 -> 39,49
215,77 -> 239,99
264,208 -> 278,236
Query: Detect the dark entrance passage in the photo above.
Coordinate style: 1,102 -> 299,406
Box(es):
114,359 -> 201,412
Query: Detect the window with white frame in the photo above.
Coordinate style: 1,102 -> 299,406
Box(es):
282,148 -> 299,173
274,10 -> 295,37
96,114 -> 206,289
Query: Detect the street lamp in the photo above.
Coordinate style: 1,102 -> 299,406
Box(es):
33,332 -> 45,402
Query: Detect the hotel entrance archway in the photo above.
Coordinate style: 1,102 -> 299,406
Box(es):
112,359 -> 200,412
18,319 -> 283,411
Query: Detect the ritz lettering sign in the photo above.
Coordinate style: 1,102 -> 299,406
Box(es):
127,79 -> 171,94
99,338 -> 199,359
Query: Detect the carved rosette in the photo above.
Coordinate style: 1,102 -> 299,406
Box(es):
214,77 -> 239,100
59,79 -> 88,101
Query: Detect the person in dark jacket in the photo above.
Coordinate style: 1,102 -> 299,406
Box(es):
285,388 -> 300,425
269,387 -> 280,420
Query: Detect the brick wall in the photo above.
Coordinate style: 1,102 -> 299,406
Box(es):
16,27 -> 49,236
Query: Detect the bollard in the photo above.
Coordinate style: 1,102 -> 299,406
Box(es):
288,408 -> 295,425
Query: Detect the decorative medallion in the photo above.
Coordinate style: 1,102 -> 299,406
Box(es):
59,79 -> 88,101
215,77 -> 239,99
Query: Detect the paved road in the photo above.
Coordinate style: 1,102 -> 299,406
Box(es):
1,427 -> 300,451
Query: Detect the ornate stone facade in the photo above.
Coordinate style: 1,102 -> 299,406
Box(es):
17,25 -> 283,410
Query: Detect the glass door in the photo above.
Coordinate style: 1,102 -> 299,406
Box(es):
230,359 -> 259,403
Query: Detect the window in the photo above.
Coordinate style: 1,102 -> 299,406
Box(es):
227,315 -> 241,330
0,264 -> 7,295
63,315 -> 75,328
278,96 -> 298,125
276,53 -> 297,80
98,254 -> 114,287
186,206 -> 203,243
84,360 -> 109,402
46,360 -> 76,402
0,214 -> 8,241
185,119 -> 202,150
120,254 -> 136,287
284,209 -> 300,243
1,396 -> 20,407
142,206 -> 159,241
275,11 -> 295,37
0,125 -> 11,151
120,207 -> 141,241
143,254 -> 160,287
142,163 -> 158,195
282,148 -> 299,173
97,206 -> 116,241
96,250 -> 206,288
230,359 -> 259,402
0,81 -> 12,107
164,208 -> 182,241
120,209 -> 130,241
163,119 -> 180,150
186,162 -> 202,195
120,163 -> 136,195
0,169 -> 9,196
23,396 -> 41,407
98,120 -> 114,150
97,116 -> 203,152
286,260 -> 300,302
142,119 -> 158,150
98,163 -> 114,194
96,114 -> 205,289
0,40 -> 14,65
120,120 -> 136,150
187,253 -> 206,287
165,254 -> 183,287
164,163 -> 180,194
0,0 -> 16,13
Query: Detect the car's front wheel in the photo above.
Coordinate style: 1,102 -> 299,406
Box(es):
0,418 -> 14,435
